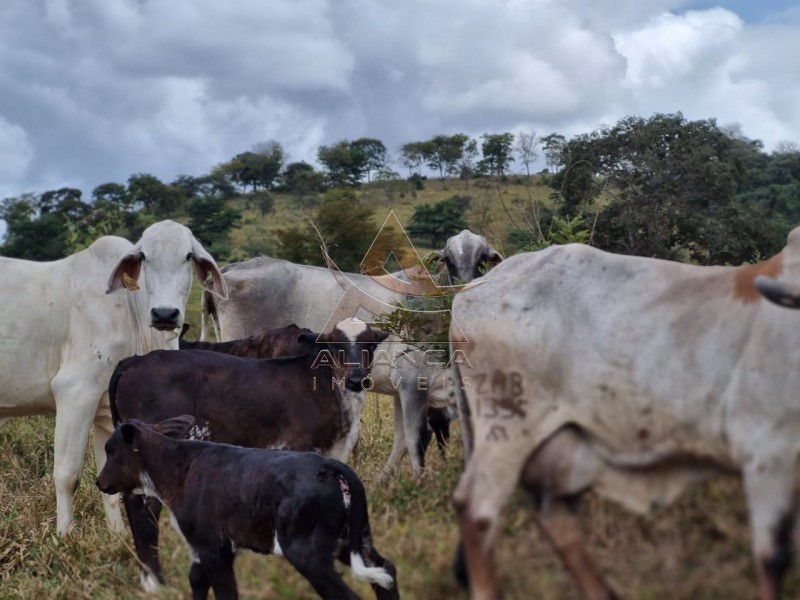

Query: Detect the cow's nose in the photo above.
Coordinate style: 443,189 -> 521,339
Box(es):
151,307 -> 180,328
347,372 -> 368,391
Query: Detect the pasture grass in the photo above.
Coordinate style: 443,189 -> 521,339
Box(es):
1,403 -> 799,599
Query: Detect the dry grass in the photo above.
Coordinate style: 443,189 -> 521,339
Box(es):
1,403 -> 799,599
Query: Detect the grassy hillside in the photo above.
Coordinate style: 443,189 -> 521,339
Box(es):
227,175 -> 556,264
1,179 -> 798,598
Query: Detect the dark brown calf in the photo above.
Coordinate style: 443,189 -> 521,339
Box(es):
97,416 -> 399,600
110,319 -> 388,591
178,322 -> 311,357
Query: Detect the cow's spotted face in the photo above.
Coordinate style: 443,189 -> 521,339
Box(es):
322,319 -> 389,392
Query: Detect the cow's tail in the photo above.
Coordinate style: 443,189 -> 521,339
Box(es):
337,465 -> 396,591
200,289 -> 221,342
108,358 -> 135,427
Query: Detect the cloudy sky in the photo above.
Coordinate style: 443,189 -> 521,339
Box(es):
1,0 -> 799,206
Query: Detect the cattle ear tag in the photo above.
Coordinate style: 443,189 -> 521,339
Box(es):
123,273 -> 140,292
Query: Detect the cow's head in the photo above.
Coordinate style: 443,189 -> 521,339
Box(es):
96,416 -> 195,495
299,319 -> 390,392
429,230 -> 503,283
106,220 -> 228,331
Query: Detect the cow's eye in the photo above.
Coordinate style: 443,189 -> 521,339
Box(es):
186,252 -> 193,262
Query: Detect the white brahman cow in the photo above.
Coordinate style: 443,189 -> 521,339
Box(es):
0,220 -> 227,535
451,227 -> 800,600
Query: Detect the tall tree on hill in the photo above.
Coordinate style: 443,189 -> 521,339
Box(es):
283,161 -> 326,195
216,142 -> 285,192
351,138 -> 387,183
317,140 -> 368,187
127,174 -> 186,217
421,134 -> 472,180
400,141 -> 427,176
541,133 -> 566,173
479,132 -> 515,178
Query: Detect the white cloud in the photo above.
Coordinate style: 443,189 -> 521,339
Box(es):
0,0 -> 797,205
614,9 -> 743,89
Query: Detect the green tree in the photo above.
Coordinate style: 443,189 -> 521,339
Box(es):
557,112 -> 778,263
317,140 -> 369,187
541,133 -> 566,173
400,141 -> 427,176
274,189 -> 376,270
127,174 -> 186,217
407,198 -> 468,247
185,196 -> 241,260
283,161 -> 325,195
92,182 -> 131,210
216,143 -> 284,192
351,138 -> 387,183
420,134 -> 472,180
478,132 -> 515,178
313,189 -> 376,270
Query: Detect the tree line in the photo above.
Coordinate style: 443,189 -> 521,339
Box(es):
2,112 -> 799,269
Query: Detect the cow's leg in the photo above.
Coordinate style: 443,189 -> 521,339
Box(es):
453,369 -> 473,458
51,374 -> 101,535
197,547 -> 238,600
401,386 -> 428,478
427,406 -> 451,455
743,458 -> 796,600
336,543 -> 400,600
188,562 -> 211,600
453,442 -> 532,600
518,425 -> 614,599
284,543 -> 359,600
381,395 -> 407,480
123,492 -> 164,591
533,497 -> 617,600
92,405 -> 124,532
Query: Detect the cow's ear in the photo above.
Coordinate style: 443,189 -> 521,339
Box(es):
119,422 -> 140,447
153,415 -> 195,439
485,248 -> 504,270
190,237 -> 229,301
107,249 -> 144,294
298,332 -> 323,347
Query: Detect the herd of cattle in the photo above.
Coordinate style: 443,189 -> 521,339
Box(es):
1,218 -> 800,599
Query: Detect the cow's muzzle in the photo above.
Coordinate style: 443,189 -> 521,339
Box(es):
96,477 -> 116,495
346,370 -> 370,392
150,307 -> 180,331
